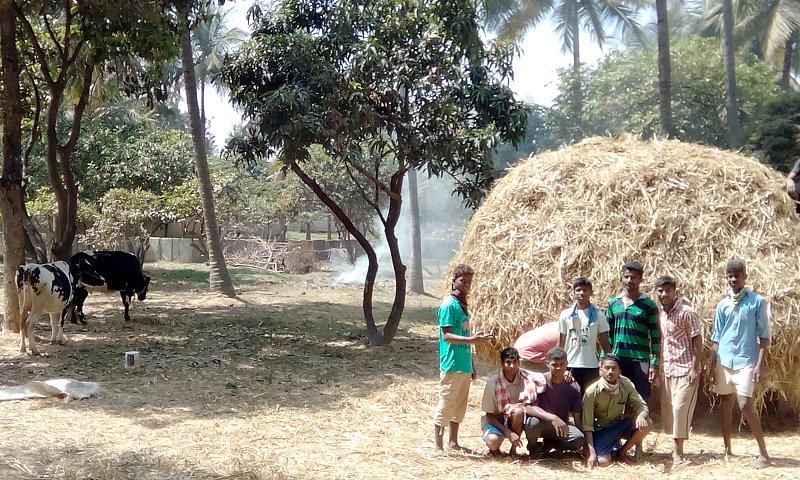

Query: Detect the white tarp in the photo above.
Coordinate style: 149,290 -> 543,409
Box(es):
0,379 -> 100,402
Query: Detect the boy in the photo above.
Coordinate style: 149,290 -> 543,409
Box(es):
433,264 -> 493,456
710,259 -> 770,468
557,277 -> 611,392
656,275 -> 701,467
481,347 -> 544,456
583,354 -> 651,469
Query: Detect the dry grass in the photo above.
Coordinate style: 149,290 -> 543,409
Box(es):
446,136 -> 800,415
0,262 -> 797,479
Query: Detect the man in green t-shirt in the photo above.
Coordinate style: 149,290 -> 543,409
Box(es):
433,264 -> 493,457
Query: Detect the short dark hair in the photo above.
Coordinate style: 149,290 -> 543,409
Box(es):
655,275 -> 677,289
725,259 -> 746,274
621,261 -> 644,274
600,354 -> 621,367
572,277 -> 593,289
452,264 -> 475,281
500,347 -> 519,362
546,347 -> 567,362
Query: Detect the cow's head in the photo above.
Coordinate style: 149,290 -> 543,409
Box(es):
137,276 -> 151,301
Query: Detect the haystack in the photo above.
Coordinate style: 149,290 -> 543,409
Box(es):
447,136 -> 800,414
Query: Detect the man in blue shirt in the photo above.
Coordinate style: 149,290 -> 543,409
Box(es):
709,259 -> 770,468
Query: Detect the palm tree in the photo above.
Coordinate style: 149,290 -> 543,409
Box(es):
407,169 -> 424,294
180,6 -> 236,298
656,0 -> 674,136
703,0 -> 800,87
483,0 -> 647,141
192,1 -> 248,129
721,0 -> 742,148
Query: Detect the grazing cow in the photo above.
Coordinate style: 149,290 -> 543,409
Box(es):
15,261 -> 79,356
70,250 -> 151,323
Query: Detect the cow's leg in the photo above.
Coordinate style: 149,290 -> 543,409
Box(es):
19,314 -> 27,353
26,313 -> 40,356
73,287 -> 88,324
49,312 -> 64,344
120,291 -> 131,321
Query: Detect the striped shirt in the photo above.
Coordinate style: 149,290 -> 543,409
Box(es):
606,293 -> 660,366
659,298 -> 701,378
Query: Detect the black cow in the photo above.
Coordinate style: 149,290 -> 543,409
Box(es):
16,261 -> 79,355
70,250 -> 151,323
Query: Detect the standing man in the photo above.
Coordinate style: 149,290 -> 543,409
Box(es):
655,276 -> 701,468
481,347 -> 544,457
557,277 -> 611,393
514,321 -> 560,372
710,259 -> 771,468
433,264 -> 493,456
606,261 -> 659,457
524,347 -> 585,456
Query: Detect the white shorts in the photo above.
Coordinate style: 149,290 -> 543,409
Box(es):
712,363 -> 755,398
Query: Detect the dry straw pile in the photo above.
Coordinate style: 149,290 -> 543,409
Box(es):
447,136 -> 800,413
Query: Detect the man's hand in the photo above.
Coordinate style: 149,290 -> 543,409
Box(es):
709,364 -> 717,385
564,370 -> 574,384
753,365 -> 762,384
551,417 -> 568,437
688,368 -> 700,385
587,453 -> 598,470
635,413 -> 650,430
471,331 -> 494,343
507,431 -> 522,448
471,370 -> 477,380
648,366 -> 657,383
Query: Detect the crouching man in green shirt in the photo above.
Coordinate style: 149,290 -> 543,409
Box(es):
583,354 -> 652,469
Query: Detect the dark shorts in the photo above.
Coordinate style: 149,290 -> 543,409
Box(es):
592,417 -> 634,455
618,357 -> 651,400
570,367 -> 599,393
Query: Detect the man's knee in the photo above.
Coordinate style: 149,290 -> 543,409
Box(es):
484,433 -> 504,450
569,429 -> 586,449
525,416 -> 542,430
597,454 -> 612,466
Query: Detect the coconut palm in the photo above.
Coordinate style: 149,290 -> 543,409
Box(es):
703,0 -> 800,87
192,0 -> 248,128
721,0 -> 742,147
483,0 -> 648,141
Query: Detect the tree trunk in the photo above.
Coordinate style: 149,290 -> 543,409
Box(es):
721,0 -> 741,148
181,10 -> 236,298
571,16 -> 583,142
327,215 -> 332,241
407,168 -> 424,294
0,0 -> 26,333
379,171 -> 407,344
656,0 -> 673,137
289,161 -> 381,340
305,221 -> 312,240
781,34 -> 795,88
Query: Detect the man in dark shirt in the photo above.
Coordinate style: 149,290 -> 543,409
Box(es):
523,347 -> 585,456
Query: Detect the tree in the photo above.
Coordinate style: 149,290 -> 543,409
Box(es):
656,0 -> 673,136
482,0 -> 646,142
722,0 -> 742,148
180,3 -> 236,297
223,0 -> 528,345
554,36 -> 781,147
0,0 -> 27,332
407,168 -> 424,294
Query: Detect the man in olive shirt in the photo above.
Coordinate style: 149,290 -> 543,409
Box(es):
583,354 -> 652,468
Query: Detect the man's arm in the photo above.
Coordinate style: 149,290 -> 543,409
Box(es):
598,331 -> 612,354
525,405 -> 568,437
686,309 -> 703,384
558,333 -> 566,349
709,304 -> 724,384
585,431 -> 597,469
754,298 -> 771,383
647,302 -> 660,381
441,326 -> 491,344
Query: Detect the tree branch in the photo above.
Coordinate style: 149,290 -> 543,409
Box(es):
42,12 -> 64,59
14,3 -> 55,85
22,66 -> 42,178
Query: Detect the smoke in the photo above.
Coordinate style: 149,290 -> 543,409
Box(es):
332,174 -> 471,285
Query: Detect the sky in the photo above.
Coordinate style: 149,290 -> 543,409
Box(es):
203,1 -> 607,144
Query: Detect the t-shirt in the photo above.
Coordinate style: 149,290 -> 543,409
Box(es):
513,321 -> 560,363
438,295 -> 472,373
606,293 -> 661,366
536,372 -> 582,422
558,303 -> 609,368
481,370 -> 525,414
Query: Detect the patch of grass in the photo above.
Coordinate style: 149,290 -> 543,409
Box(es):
148,262 -> 289,292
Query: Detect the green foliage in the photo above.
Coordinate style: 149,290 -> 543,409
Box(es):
223,0 -> 529,208
552,36 -> 783,148
745,92 -> 800,172
80,188 -> 161,252
492,104 -> 557,170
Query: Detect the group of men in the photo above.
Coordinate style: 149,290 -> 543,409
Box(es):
433,260 -> 771,469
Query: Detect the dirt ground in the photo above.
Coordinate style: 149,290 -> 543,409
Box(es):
0,262 -> 797,480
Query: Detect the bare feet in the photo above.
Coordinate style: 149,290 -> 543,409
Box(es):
432,447 -> 446,458
486,449 -> 504,458
448,444 -> 476,455
749,455 -> 770,469
672,456 -> 691,469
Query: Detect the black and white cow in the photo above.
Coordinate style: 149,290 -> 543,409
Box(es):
70,250 -> 151,323
15,261 -> 79,355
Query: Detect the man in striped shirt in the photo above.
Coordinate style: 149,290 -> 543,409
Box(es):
655,276 -> 701,468
606,261 -> 660,457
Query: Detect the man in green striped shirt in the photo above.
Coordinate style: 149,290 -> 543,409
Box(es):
606,261 -> 660,456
